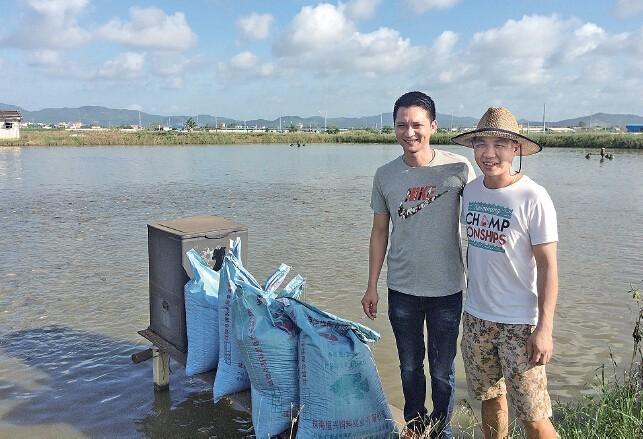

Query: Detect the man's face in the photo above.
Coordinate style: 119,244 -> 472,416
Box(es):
394,106 -> 436,155
472,136 -> 519,177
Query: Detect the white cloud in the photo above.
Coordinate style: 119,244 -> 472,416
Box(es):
22,49 -> 91,80
149,53 -> 208,77
0,0 -> 91,49
412,14 -> 643,119
218,51 -> 275,79
27,0 -> 87,17
128,103 -> 143,111
275,3 -> 415,76
347,28 -> 416,73
426,31 -> 464,84
431,31 -> 458,58
27,50 -> 63,67
454,15 -> 634,88
628,26 -> 643,54
230,51 -> 259,69
613,0 -> 643,18
561,23 -> 607,61
97,7 -> 197,51
277,3 -> 355,54
236,13 -> 274,41
462,15 -> 568,85
96,52 -> 146,80
161,77 -> 184,89
470,15 -> 564,59
343,0 -> 380,20
404,0 -> 461,14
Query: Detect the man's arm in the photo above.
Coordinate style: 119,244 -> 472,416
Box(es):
527,241 -> 558,365
361,212 -> 390,320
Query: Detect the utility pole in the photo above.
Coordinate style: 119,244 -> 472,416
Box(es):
380,112 -> 383,133
542,103 -> 546,133
319,110 -> 327,131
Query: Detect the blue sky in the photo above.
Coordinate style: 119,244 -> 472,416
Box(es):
1,0 -> 642,121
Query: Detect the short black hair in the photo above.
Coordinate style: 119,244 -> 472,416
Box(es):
393,91 -> 436,123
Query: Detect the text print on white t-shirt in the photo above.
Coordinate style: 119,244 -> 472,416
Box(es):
464,201 -> 513,252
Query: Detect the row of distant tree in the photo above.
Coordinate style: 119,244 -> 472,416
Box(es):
180,117 -> 395,134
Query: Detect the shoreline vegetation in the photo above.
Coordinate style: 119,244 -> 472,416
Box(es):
2,128 -> 643,149
450,283 -> 643,438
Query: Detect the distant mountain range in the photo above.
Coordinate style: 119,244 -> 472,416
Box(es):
543,113 -> 643,128
0,102 -> 476,129
1,103 -> 641,129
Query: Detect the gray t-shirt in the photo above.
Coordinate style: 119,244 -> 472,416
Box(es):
371,149 -> 476,297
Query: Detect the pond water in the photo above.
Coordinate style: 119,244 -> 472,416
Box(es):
0,144 -> 641,437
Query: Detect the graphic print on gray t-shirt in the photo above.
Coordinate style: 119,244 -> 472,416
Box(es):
397,185 -> 449,219
371,150 -> 475,297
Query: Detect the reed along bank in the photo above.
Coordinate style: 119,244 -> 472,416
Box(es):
2,128 -> 643,148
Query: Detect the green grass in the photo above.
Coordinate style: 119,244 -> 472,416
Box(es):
449,365 -> 643,438
551,370 -> 643,438
0,129 -> 400,146
448,376 -> 643,439
530,133 -> 643,149
2,128 -> 642,148
551,284 -> 643,438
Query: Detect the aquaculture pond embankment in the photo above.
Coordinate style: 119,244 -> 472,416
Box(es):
2,129 -> 642,148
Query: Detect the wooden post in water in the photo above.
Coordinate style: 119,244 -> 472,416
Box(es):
152,346 -> 170,390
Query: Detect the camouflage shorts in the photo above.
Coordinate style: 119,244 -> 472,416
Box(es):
460,312 -> 552,421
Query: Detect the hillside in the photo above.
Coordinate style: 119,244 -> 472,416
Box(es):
1,103 -> 640,130
549,113 -> 643,128
0,103 -> 477,129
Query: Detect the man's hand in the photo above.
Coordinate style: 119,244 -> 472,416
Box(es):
361,288 -> 379,320
526,326 -> 553,366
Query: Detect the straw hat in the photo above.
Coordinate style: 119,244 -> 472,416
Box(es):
452,107 -> 541,156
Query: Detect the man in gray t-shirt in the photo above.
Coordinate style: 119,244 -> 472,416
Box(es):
361,91 -> 474,438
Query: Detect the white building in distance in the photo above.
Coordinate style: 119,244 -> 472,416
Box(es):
0,110 -> 22,139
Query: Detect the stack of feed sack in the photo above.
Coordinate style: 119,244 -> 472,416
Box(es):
284,298 -> 397,438
183,249 -> 220,376
213,239 -> 291,400
233,275 -> 305,438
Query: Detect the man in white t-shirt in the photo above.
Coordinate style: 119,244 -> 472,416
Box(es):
452,107 -> 559,439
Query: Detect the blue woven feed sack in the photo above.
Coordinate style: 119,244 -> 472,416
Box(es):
278,274 -> 305,299
184,249 -> 221,376
232,281 -> 302,438
213,238 -> 262,400
284,299 -> 396,439
263,263 -> 291,297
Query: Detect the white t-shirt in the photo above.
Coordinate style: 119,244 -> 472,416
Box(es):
461,175 -> 558,325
